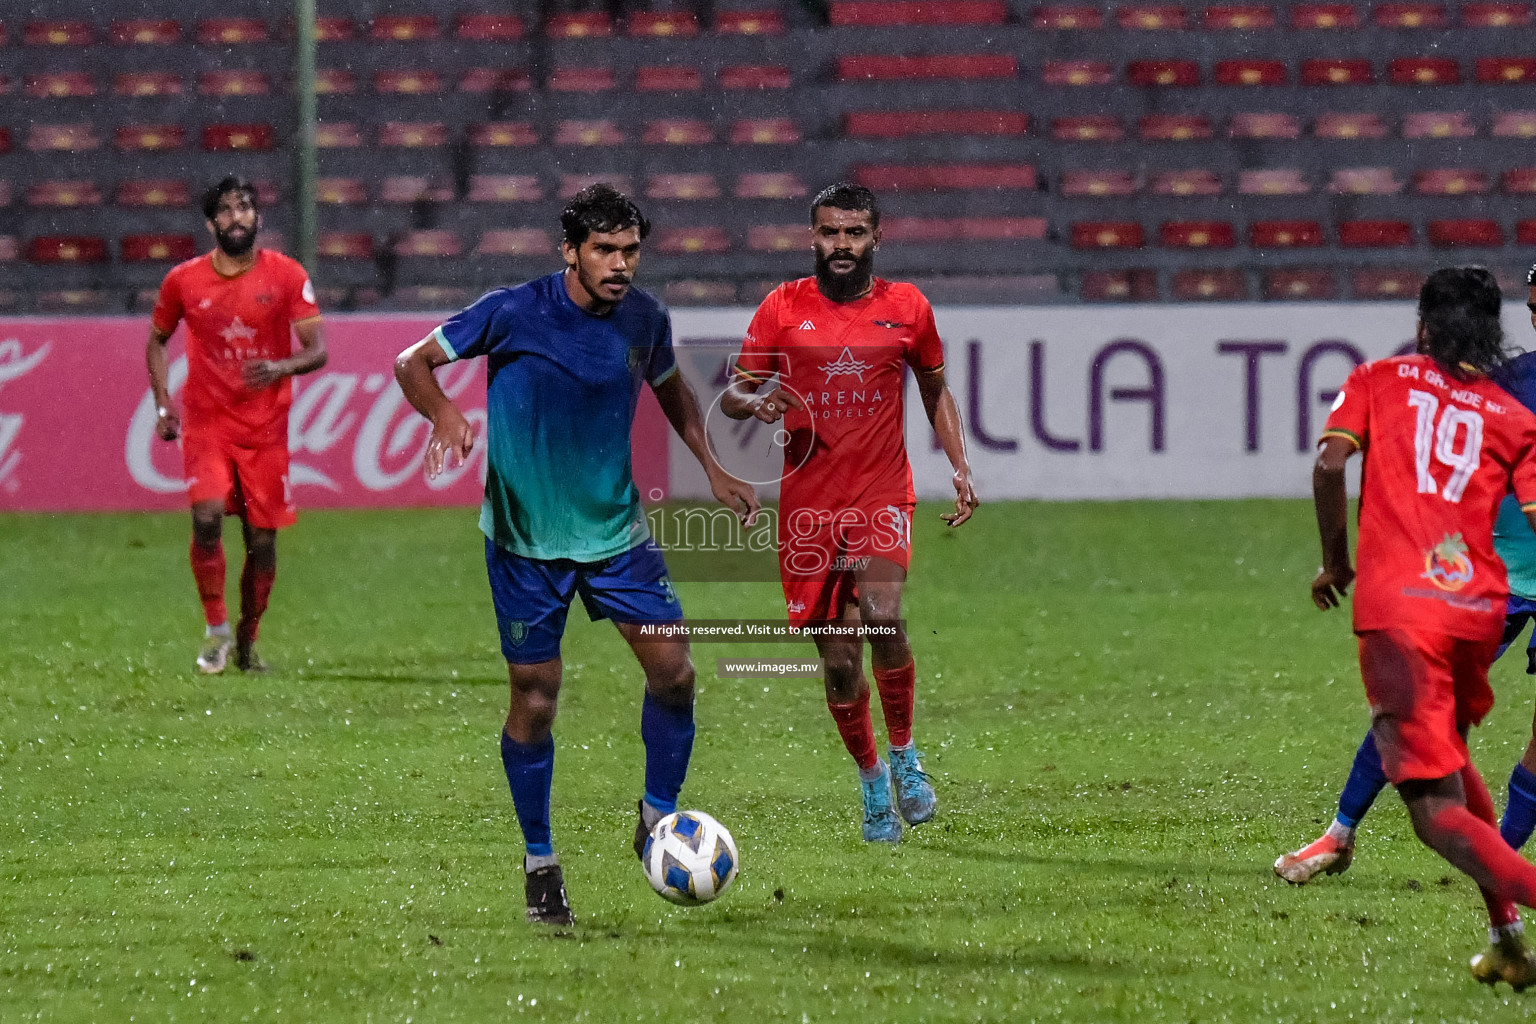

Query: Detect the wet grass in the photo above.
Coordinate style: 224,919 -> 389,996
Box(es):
2,502 -> 1533,1022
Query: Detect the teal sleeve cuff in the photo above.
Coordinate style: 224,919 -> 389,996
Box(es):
649,363 -> 679,387
432,325 -> 458,361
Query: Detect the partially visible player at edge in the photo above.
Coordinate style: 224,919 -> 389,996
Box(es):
394,185 -> 759,925
721,182 -> 977,843
1302,266 -> 1536,988
146,175 -> 326,674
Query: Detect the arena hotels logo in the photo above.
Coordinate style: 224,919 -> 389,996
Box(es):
819,347 -> 872,382
0,338 -> 51,488
1422,533 -> 1474,592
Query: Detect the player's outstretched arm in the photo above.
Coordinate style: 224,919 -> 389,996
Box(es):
394,336 -> 474,479
915,367 -> 978,527
652,372 -> 761,526
145,325 -> 180,441
1311,435 -> 1357,609
242,318 -> 328,390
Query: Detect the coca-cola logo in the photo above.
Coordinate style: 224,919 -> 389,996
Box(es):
0,338 -> 52,490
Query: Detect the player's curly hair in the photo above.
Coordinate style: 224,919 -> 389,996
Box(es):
200,175 -> 258,220
1418,265 -> 1506,379
810,182 -> 880,229
561,184 -> 650,247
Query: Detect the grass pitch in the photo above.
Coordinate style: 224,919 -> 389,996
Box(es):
3,501 -> 1534,1022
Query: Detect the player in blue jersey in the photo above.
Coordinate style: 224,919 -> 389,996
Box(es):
394,185 -> 759,925
1274,265 -> 1536,986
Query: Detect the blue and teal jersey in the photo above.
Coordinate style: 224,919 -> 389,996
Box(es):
432,272 -> 679,562
1493,350 -> 1536,599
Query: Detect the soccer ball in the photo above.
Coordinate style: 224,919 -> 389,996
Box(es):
641,810 -> 739,906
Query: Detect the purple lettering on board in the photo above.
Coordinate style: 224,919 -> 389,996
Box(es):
1216,341 -> 1288,452
966,340 -> 1019,453
1089,339 -> 1164,452
1029,341 -> 1080,452
1296,340 -> 1366,451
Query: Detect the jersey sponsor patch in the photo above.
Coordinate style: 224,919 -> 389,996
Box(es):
1423,533 -> 1474,591
819,346 -> 872,382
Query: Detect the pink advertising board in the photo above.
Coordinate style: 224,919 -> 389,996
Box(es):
0,317 -> 670,512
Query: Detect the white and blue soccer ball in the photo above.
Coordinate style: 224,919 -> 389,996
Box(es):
642,810 -> 739,906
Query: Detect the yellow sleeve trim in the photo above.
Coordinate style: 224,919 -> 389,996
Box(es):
1521,502 -> 1536,514
1320,428 -> 1362,450
732,362 -> 768,384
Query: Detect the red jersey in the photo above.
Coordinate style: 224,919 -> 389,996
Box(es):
1324,353 -> 1536,640
735,277 -> 945,511
152,249 -> 321,445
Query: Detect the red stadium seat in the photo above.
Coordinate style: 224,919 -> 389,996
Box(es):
316,178 -> 367,205
1292,3 -> 1359,27
1061,170 -> 1138,196
458,68 -> 531,92
1117,4 -> 1189,28
1314,112 -> 1389,139
646,173 -> 721,200
475,229 -> 554,256
664,281 -> 738,306
1139,114 -> 1213,140
641,119 -> 713,144
115,124 -> 186,152
855,163 -> 1037,190
1391,58 -> 1459,84
378,122 -> 447,148
317,232 -> 373,259
393,230 -> 463,257
27,236 -> 109,263
315,69 -> 357,94
1503,168 -> 1536,192
122,234 -> 198,262
730,118 -> 801,144
469,121 -> 539,147
1338,220 -> 1413,247
1463,2 -> 1532,25
830,1 -> 1007,25
1415,168 -> 1490,194
1403,111 -> 1476,138
197,19 -> 268,44
380,176 -> 453,203
26,73 -> 95,98
391,286 -> 471,309
0,130 -> 9,156
110,20 -> 181,44
1250,220 -> 1325,247
199,71 -> 270,97
719,65 -> 793,88
715,9 -> 785,34
1033,4 -> 1104,27
879,217 -> 1047,241
549,66 -> 616,92
314,17 -> 354,41
1428,219 -> 1502,246
1213,60 -> 1286,85
1160,221 -> 1236,247
113,72 -> 183,97
25,181 -> 100,207
1203,5 -> 1276,28
1082,270 -> 1159,301
546,13 -> 613,37
1043,60 -> 1113,86
1329,167 -> 1402,193
370,16 -> 439,41
1517,221 -> 1536,245
844,109 -> 1027,137
1353,268 -> 1424,298
0,235 -> 16,260
835,55 -> 1016,81
457,14 -> 524,40
1374,2 -> 1446,26
1302,59 -> 1374,85
1493,111 -> 1536,136
25,20 -> 93,45
747,225 -> 804,252
655,227 -> 731,254
375,70 -> 443,95
1477,58 -> 1536,83
735,172 -> 808,199
315,123 -> 363,148
37,290 -> 113,313
1172,269 -> 1247,300
467,175 -> 543,202
202,123 -> 276,151
1264,269 -> 1338,300
1228,112 -> 1302,138
628,11 -> 699,35
1150,169 -> 1222,195
27,124 -> 100,152
1238,168 -> 1311,194
560,173 -> 633,198
554,120 -> 626,146
637,66 -> 703,91
1072,222 -> 1145,248
1051,116 -> 1124,141
1127,60 -> 1201,86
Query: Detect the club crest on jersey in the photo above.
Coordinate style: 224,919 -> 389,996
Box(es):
819,346 -> 872,382
871,319 -> 906,329
1422,533 -> 1474,592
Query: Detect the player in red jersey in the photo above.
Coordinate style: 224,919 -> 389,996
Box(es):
722,182 -> 977,843
145,177 -> 326,674
1312,266 -> 1536,987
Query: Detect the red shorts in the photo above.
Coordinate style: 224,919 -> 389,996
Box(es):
1358,628 -> 1500,784
778,502 -> 913,626
182,428 -> 296,530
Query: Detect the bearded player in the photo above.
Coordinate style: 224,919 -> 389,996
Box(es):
1304,266 -> 1536,988
721,182 -> 977,844
146,176 -> 326,674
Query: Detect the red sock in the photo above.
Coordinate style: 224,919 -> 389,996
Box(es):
1427,802 -> 1536,909
827,690 -> 878,772
873,660 -> 916,748
237,557 -> 275,644
1463,764 -> 1523,928
189,539 -> 226,627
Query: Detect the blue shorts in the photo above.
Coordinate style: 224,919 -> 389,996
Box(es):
485,537 -> 684,664
1500,594 -> 1536,673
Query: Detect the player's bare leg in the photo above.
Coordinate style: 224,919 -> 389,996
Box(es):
235,518 -> 276,672
817,619 -> 900,843
856,557 -> 935,825
190,500 -> 233,674
616,624 -> 697,859
502,657 -> 572,924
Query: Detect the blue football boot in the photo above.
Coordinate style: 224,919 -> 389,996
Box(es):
860,760 -> 903,843
888,745 -> 937,824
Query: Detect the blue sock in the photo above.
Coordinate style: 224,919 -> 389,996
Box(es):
1336,731 -> 1389,829
1502,763 -> 1536,850
641,691 -> 695,815
500,730 -> 555,857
